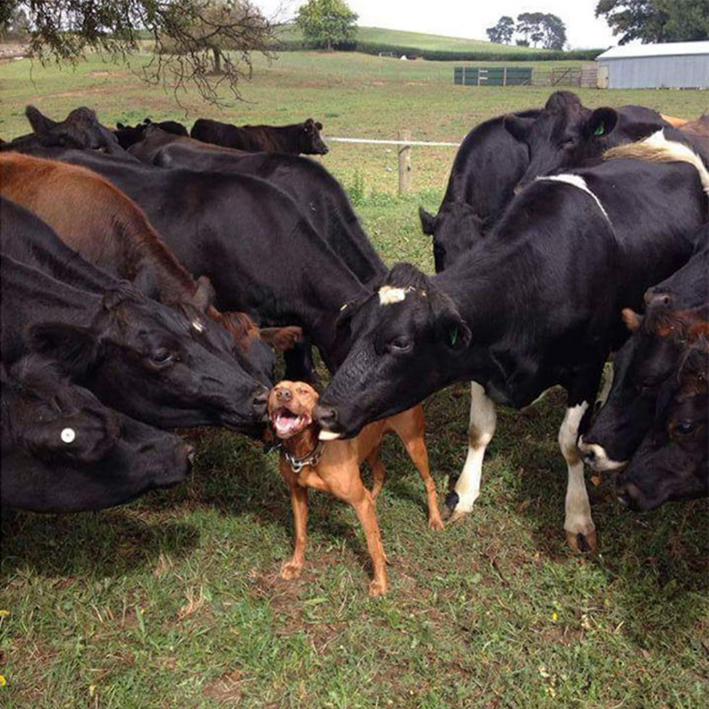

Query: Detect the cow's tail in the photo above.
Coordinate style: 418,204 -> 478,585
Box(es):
604,129 -> 709,196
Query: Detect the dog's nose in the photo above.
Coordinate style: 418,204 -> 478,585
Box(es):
276,388 -> 292,403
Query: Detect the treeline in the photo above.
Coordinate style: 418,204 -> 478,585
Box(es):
276,38 -> 602,62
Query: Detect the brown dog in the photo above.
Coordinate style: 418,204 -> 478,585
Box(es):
269,381 -> 442,596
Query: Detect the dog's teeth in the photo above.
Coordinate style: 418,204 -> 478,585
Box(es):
319,430 -> 342,441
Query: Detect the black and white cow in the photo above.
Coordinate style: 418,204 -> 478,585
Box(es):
315,133 -> 709,551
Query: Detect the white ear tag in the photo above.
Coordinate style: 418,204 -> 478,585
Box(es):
61,428 -> 76,444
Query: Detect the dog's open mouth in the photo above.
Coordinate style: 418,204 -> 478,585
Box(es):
271,407 -> 311,438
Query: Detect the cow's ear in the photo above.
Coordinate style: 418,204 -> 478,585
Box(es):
621,308 -> 643,332
25,105 -> 58,137
25,323 -> 98,375
584,107 -> 618,139
143,118 -> 152,125
260,326 -> 303,352
315,121 -> 323,130
191,276 -> 215,313
132,262 -> 160,300
430,290 -> 472,350
419,207 -> 435,235
504,114 -> 534,142
116,122 -> 126,129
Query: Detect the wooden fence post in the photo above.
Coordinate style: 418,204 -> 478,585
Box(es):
398,130 -> 412,195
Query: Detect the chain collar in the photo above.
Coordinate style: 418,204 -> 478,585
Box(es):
280,440 -> 326,474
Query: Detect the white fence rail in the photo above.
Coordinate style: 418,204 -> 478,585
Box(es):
327,134 -> 461,194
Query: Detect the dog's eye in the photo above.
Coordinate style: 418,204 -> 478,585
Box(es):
674,422 -> 696,437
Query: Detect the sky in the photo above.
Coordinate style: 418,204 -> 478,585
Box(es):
256,1 -> 619,50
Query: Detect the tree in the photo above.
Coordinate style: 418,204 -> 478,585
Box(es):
0,5 -> 30,41
516,12 -> 567,49
540,13 -> 567,50
296,0 -> 358,51
1,1 -> 278,104
486,16 -> 515,45
595,0 -> 709,44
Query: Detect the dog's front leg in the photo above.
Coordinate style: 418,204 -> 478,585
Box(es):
281,478 -> 309,580
350,489 -> 389,597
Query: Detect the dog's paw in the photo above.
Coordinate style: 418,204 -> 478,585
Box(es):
280,561 -> 303,580
368,578 -> 389,597
428,514 -> 445,531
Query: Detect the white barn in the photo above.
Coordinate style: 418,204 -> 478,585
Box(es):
596,41 -> 709,89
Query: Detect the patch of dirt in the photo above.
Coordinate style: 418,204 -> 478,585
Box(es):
203,669 -> 244,704
90,70 -> 127,78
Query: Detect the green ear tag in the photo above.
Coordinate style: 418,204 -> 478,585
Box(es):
449,327 -> 458,347
594,122 -> 605,136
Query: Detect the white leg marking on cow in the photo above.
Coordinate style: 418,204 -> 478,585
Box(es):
558,401 -> 595,546
452,382 -> 497,514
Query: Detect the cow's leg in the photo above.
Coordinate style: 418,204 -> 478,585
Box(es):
445,381 -> 497,523
559,369 -> 604,553
283,341 -> 321,386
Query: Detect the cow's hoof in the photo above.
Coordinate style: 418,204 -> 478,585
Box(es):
368,579 -> 389,597
279,561 -> 303,580
565,529 -> 597,554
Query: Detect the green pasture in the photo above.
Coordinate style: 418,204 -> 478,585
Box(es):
0,50 -> 707,708
276,23 -> 545,54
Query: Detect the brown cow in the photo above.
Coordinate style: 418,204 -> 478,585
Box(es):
0,152 -> 299,379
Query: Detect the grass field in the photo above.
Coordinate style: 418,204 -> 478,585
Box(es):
1,50 -> 708,708
276,24 -> 546,54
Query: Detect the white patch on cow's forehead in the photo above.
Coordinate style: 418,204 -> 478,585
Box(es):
378,285 -> 423,306
537,174 -> 612,224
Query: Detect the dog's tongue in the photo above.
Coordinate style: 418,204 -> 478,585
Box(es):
275,412 -> 303,436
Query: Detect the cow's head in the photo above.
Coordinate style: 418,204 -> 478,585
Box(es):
419,202 -> 484,272
0,356 -> 192,512
25,283 -> 270,432
616,343 -> 708,511
115,119 -> 150,148
504,91 -> 601,190
300,118 -> 328,155
315,264 -> 471,437
580,304 -> 709,471
26,105 -> 122,154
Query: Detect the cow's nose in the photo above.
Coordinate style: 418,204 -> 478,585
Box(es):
644,290 -> 672,308
276,388 -> 292,403
616,481 -> 641,510
251,387 -> 270,419
314,404 -> 338,429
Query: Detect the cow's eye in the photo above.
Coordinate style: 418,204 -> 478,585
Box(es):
674,422 -> 696,437
389,336 -> 412,353
150,349 -> 174,366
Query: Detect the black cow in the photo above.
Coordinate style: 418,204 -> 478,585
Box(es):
191,117 -> 329,155
22,149 -> 372,381
1,105 -> 123,154
579,236 -> 709,471
419,109 -> 540,272
115,118 -> 188,149
1,355 -> 192,512
315,140 -> 708,551
503,92 -> 687,190
0,203 -> 269,431
616,342 -> 708,511
128,128 -> 385,285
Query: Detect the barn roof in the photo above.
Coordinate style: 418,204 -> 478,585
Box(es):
596,41 -> 709,60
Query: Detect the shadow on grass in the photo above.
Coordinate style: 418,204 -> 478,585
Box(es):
0,507 -> 200,579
